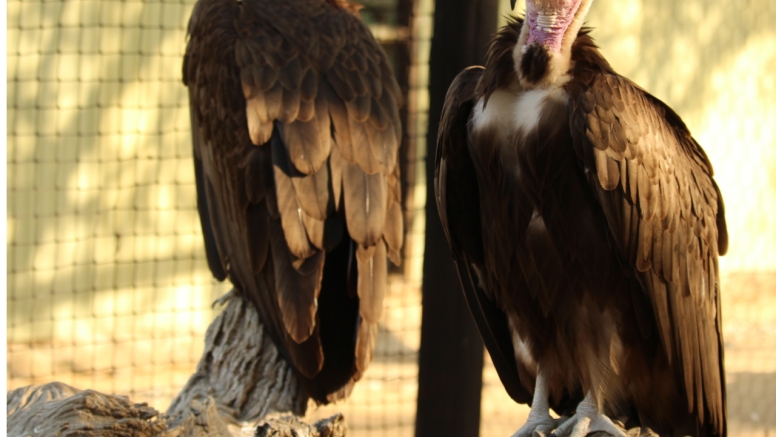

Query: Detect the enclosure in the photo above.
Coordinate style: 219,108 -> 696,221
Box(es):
7,0 -> 776,435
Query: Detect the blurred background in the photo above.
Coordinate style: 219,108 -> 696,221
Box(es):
6,0 -> 775,436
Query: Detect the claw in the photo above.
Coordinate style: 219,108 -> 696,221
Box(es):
511,411 -> 562,437
551,392 -> 626,437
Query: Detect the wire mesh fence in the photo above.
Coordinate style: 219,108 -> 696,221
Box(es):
6,0 -> 431,435
6,0 -> 225,408
7,0 -> 776,436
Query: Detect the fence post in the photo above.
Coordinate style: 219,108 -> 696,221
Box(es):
415,1 -> 500,436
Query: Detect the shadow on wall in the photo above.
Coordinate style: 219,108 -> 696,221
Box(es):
7,0 -> 218,347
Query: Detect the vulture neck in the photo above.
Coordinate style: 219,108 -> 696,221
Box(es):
514,0 -> 593,89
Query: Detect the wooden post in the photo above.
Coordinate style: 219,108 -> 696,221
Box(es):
415,1 -> 499,437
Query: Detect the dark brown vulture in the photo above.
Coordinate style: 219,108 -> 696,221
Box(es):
183,0 -> 403,404
435,0 -> 728,436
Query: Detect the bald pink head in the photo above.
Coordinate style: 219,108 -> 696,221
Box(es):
524,0 -> 583,53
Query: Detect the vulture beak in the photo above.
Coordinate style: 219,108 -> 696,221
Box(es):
510,0 -> 517,9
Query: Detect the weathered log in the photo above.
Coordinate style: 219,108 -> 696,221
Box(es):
166,291 -> 308,425
7,382 -> 169,437
6,291 -> 346,437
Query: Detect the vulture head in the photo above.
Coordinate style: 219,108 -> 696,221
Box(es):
511,0 -> 594,87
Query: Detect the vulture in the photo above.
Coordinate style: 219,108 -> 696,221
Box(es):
183,0 -> 404,404
435,0 -> 728,436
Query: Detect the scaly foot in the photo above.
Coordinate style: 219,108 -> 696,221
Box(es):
511,410 -> 565,437
511,369 -> 567,437
551,393 -> 626,437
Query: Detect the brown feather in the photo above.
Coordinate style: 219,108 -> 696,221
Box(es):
262,81 -> 284,121
280,86 -> 302,123
279,56 -> 304,90
185,0 -> 402,405
367,97 -> 388,130
246,203 -> 270,274
291,159 -> 332,220
252,63 -> 279,93
302,211 -> 325,250
297,98 -> 316,123
246,97 -> 273,145
342,161 -> 386,247
356,240 -> 387,324
270,218 -> 324,344
349,119 -> 379,174
366,119 -> 398,175
272,131 -> 315,260
637,218 -> 653,272
326,68 -> 356,103
286,324 -> 325,379
354,319 -> 377,379
383,201 -> 403,266
344,65 -> 368,97
345,94 -> 371,123
325,81 -> 355,162
651,221 -> 664,277
329,144 -> 345,211
243,145 -> 273,203
300,68 -> 318,102
282,114 -> 331,175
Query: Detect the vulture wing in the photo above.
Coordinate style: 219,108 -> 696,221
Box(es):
183,0 -> 403,403
435,66 -> 533,406
567,71 -> 728,434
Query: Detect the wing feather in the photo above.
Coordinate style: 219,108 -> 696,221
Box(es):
569,72 -> 727,434
342,161 -> 387,247
272,130 -> 315,260
185,0 -> 402,404
434,66 -> 533,406
354,318 -> 378,379
269,217 -> 324,344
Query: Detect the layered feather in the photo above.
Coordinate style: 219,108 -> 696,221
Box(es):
436,16 -> 727,436
184,0 -> 403,404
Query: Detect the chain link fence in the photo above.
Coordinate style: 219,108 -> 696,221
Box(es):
7,0 -> 776,436
6,0 -> 432,435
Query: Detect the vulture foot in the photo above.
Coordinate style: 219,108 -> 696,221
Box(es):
511,413 -> 564,437
511,370 -> 566,437
551,393 -> 626,437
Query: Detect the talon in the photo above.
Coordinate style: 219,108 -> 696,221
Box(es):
552,392 -> 626,437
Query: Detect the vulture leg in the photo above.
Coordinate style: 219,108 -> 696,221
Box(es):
511,369 -> 564,437
551,392 -> 626,437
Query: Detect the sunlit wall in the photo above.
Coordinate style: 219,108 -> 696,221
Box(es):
6,0 -> 225,406
6,3 -> 430,435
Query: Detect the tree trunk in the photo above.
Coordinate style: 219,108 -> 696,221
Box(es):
166,291 -> 307,423
6,291 -> 346,437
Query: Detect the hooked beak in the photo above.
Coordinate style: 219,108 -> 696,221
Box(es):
511,0 -> 517,9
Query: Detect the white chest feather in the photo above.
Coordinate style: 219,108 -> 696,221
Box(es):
471,87 -> 567,142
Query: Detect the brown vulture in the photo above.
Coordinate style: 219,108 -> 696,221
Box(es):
435,0 -> 728,436
182,0 -> 403,404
